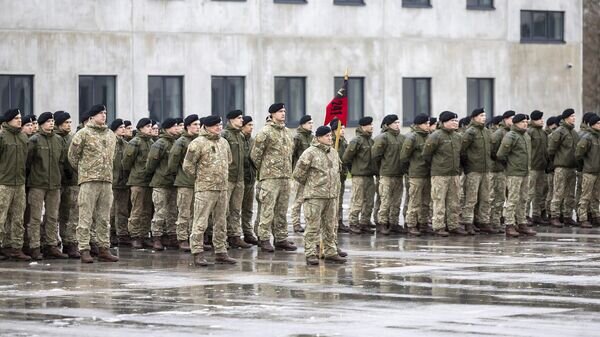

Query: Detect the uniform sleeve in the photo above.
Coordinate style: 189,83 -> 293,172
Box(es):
490,130 -> 502,160
292,151 -> 311,185
121,140 -> 139,171
182,142 -> 199,177
496,133 -> 514,162
547,129 -> 562,157
342,138 -> 359,165
145,142 -> 162,176
460,128 -> 474,154
26,136 -> 36,170
371,135 -> 386,166
399,135 -> 414,164
68,132 -> 84,169
167,141 -> 183,175
250,131 -> 267,171
421,134 -> 438,163
575,137 -> 591,162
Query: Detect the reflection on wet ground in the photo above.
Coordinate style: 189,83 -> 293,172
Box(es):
1,226 -> 600,336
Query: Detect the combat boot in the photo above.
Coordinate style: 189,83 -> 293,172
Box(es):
0,249 -> 7,261
293,224 -> 305,233
360,224 -> 375,234
376,222 -> 386,235
243,234 -> 259,245
117,235 -> 131,247
491,224 -> 504,233
98,248 -> 119,262
228,236 -> 252,249
580,220 -> 593,228
337,247 -> 348,257
337,221 -> 350,233
110,234 -> 118,247
477,223 -> 495,234
306,255 -> 319,266
349,225 -> 362,235
7,248 -> 32,261
389,224 -> 405,234
517,223 -> 537,236
324,255 -> 347,264
406,226 -> 421,236
449,227 -> 468,236
131,237 -> 143,249
274,240 -> 297,251
464,223 -> 476,236
29,247 -> 43,261
152,237 -> 164,251
419,223 -> 435,234
215,252 -> 237,264
550,218 -> 563,228
531,216 -> 549,226
259,240 -> 275,253
90,243 -> 99,257
193,252 -> 212,267
434,229 -> 449,237
63,244 -> 81,259
179,240 -> 191,252
593,217 -> 600,227
79,250 -> 94,263
505,225 -> 520,237
564,218 -> 578,227
43,245 -> 68,259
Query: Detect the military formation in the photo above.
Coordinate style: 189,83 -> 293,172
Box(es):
0,103 -> 596,266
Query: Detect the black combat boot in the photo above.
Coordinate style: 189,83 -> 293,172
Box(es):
274,240 -> 297,251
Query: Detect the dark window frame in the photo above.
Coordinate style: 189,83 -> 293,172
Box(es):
333,0 -> 365,6
520,10 -> 565,44
211,76 -> 245,121
402,0 -> 432,8
402,77 -> 431,126
334,76 -> 365,127
467,78 -> 494,121
466,0 -> 494,10
79,75 -> 117,123
274,0 -> 307,4
147,75 -> 184,122
274,76 -> 306,128
0,74 -> 34,117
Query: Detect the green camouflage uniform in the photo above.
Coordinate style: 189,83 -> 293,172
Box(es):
332,132 -> 348,224
241,132 -> 256,238
291,127 -> 314,229
147,132 -> 177,238
222,122 -> 246,238
168,131 -> 197,242
56,129 -> 79,246
575,129 -> 600,222
548,120 -> 579,219
111,136 -> 130,237
399,126 -> 430,228
527,123 -> 549,219
490,123 -> 511,225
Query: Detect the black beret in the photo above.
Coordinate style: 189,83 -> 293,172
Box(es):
546,116 -> 556,127
588,114 -> 600,126
226,110 -> 243,120
513,113 -> 529,123
162,117 -> 178,130
471,108 -> 485,118
268,103 -> 285,114
315,125 -> 332,137
429,117 -> 437,125
38,112 -> 54,125
203,115 -> 221,127
382,114 -> 399,126
2,108 -> 21,123
329,118 -> 342,130
413,114 -> 429,125
79,111 -> 89,124
22,115 -> 36,125
88,104 -> 106,117
242,115 -> 253,126
299,115 -> 312,125
459,117 -> 471,128
184,114 -> 199,127
439,111 -> 458,123
492,115 -> 504,125
583,112 -> 596,125
124,120 -> 132,127
151,119 -> 159,126
502,110 -> 516,119
110,119 -> 125,132
530,110 -> 543,121
199,117 -> 206,126
562,108 -> 575,119
358,116 -> 373,126
54,111 -> 71,126
136,118 -> 152,130
175,117 -> 184,125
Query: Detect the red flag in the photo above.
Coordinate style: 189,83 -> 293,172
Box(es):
325,77 -> 348,126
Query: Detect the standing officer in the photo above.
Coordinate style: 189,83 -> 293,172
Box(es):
21,115 -> 36,137
240,116 -> 259,245
545,116 -> 560,222
291,115 -> 314,233
123,120 -> 133,141
330,118 -> 349,233
575,114 -> 600,228
490,110 -> 515,230
527,110 -> 549,226
110,119 -> 130,246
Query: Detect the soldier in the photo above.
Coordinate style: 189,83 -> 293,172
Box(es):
240,116 -> 259,245
151,120 -> 160,141
460,108 -> 495,234
68,104 -> 118,263
399,114 -> 432,236
183,115 -> 236,266
293,125 -> 346,265
575,114 -> 600,228
487,115 -> 503,132
548,108 -> 579,227
26,112 -> 68,260
575,112 -> 597,222
429,117 -> 437,133
222,110 -> 252,249
372,114 -> 405,235
291,115 -> 314,233
21,115 -> 36,137
342,116 -> 377,235
330,118 -> 349,233
0,109 -> 31,261
527,110 -> 549,226
122,118 -> 154,249
490,110 -> 515,230
422,111 -> 463,236
544,116 -> 560,217
496,113 -> 536,237
123,120 -> 133,141
250,103 -> 297,252
110,119 -> 130,246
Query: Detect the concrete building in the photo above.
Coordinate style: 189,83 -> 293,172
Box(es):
0,0 -> 583,128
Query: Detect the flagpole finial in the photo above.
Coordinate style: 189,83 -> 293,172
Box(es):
344,68 -> 350,80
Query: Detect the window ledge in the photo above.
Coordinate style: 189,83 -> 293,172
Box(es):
466,6 -> 495,11
402,4 -> 432,8
334,1 -> 366,6
274,0 -> 308,4
520,39 -> 566,45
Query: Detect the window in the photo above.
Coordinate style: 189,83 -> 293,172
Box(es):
467,78 -> 494,121
334,76 -> 364,127
0,75 -> 33,117
402,78 -> 431,125
334,0 -> 365,6
521,10 -> 564,43
402,0 -> 431,8
148,76 -> 183,122
274,77 -> 306,127
275,0 -> 307,3
467,0 -> 493,10
211,76 -> 245,121
79,75 -> 116,123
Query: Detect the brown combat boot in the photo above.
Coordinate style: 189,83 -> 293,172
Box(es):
193,252 -> 212,267
162,234 -> 179,248
531,216 -> 549,226
464,223 -> 476,236
434,229 -> 449,237
491,224 -> 504,233
29,247 -> 43,261
517,223 -> 537,236
306,255 -> 319,266
550,218 -> 563,228
228,236 -> 252,249
80,250 -> 94,263
97,247 -> 119,262
337,221 -> 350,233
580,220 -> 593,228
130,237 -> 143,249
406,226 -> 421,236
43,245 -> 68,259
293,224 -> 305,233
7,248 -> 32,261
477,223 -> 495,234
274,240 -> 298,251
152,237 -> 164,251
349,225 -> 362,235
215,252 -> 237,264
324,255 -> 347,264
564,218 -> 578,227
360,224 -> 375,234
592,217 -> 600,227
505,225 -> 520,237
419,223 -> 435,234
259,240 -> 275,253
449,227 -> 468,236
117,235 -> 131,247
337,247 -> 348,257
90,243 -> 99,257
63,244 -> 81,258
178,240 -> 191,252
389,224 -> 405,234
243,234 -> 259,245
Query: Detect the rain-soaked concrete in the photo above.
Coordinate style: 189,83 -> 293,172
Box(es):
2,196 -> 600,336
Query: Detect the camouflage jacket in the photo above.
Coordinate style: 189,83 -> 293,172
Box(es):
68,123 -> 116,184
113,136 -> 129,188
548,121 -> 579,169
0,123 -> 28,186
490,123 -> 511,173
168,132 -> 197,188
250,120 -> 293,181
182,129 -> 232,192
342,128 -> 376,176
146,132 -> 177,188
332,132 -> 349,177
372,127 -> 406,177
399,126 -> 430,178
422,126 -> 462,177
293,141 -> 341,199
222,122 -> 245,183
575,129 -> 600,174
27,129 -> 65,190
496,126 -> 531,177
527,124 -> 549,171
122,133 -> 154,187
55,129 -> 78,186
242,133 -> 256,184
292,127 -> 314,169
461,120 -> 493,174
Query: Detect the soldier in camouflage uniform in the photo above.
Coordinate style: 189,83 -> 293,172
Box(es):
124,120 -> 133,142
122,118 -> 154,249
575,114 -> 600,228
0,109 -> 31,261
330,118 -> 349,233
291,115 -> 314,233
293,126 -> 346,265
21,115 -> 36,137
183,115 -> 236,266
490,110 -> 515,231
240,116 -> 259,245
576,112 -> 597,223
527,111 -> 549,226
250,103 -> 297,252
545,116 -> 559,219
68,104 -> 118,263
109,119 -> 130,246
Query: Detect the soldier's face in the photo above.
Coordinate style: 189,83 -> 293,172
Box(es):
515,120 -> 528,130
317,132 -> 333,146
473,113 -> 486,124
60,119 -> 72,133
230,115 -> 244,129
388,120 -> 401,131
592,122 -> 600,131
152,125 -> 159,136
41,119 -> 55,132
301,120 -> 313,131
139,124 -> 153,136
429,123 -> 437,132
126,125 -> 133,137
21,122 -> 34,135
7,114 -> 22,128
92,111 -> 107,125
444,118 -> 459,130
362,124 -> 373,133
206,123 -> 222,135
531,118 -> 544,127
272,109 -> 286,123
165,126 -> 179,136
566,114 -> 575,125
504,117 -> 513,127
115,125 -> 126,136
32,121 -> 38,132
241,121 -> 254,135
417,123 -> 429,132
187,121 -> 201,136
340,125 -> 345,137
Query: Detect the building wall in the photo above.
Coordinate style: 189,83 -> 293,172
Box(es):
0,0 -> 583,128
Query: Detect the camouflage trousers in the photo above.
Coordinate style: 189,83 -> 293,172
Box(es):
405,177 -> 431,227
256,178 -> 291,242
503,175 -> 529,226
111,188 -> 130,237
27,188 -> 61,249
402,175 -> 409,219
336,175 -> 346,222
0,184 -> 26,249
546,173 -> 554,215
377,176 -> 403,226
373,176 -> 381,224
176,187 -> 194,242
241,181 -> 256,237
461,172 -> 491,225
78,182 -> 112,251
430,175 -> 460,231
349,176 -> 375,226
290,181 -> 305,227
151,187 -> 177,237
459,173 -> 467,210
489,172 -> 506,225
576,171 -> 582,212
577,173 -> 600,222
226,180 -> 244,237
190,190 -> 227,254
303,198 -> 337,258
59,186 -> 79,245
528,170 -> 547,218
550,167 -> 576,218
128,186 -> 152,238
254,181 -> 262,235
